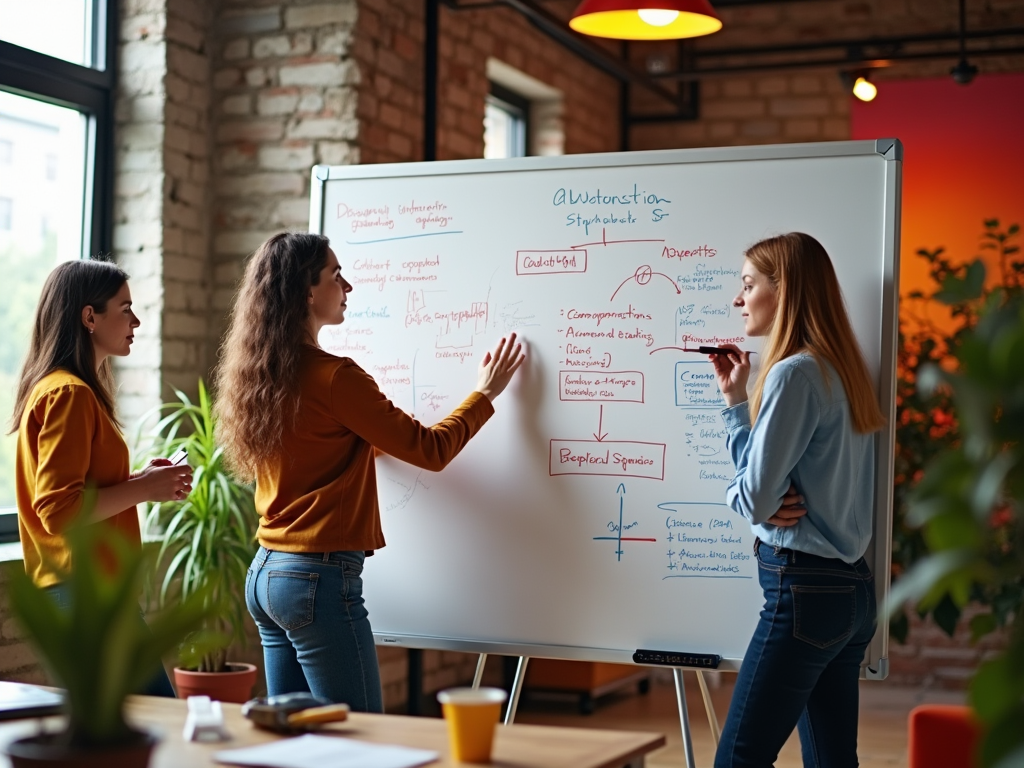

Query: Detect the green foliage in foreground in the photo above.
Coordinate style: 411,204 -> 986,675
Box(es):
5,510 -> 215,747
890,250 -> 1024,768
137,380 -> 257,673
891,220 -> 1021,642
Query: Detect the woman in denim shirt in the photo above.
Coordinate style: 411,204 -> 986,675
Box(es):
710,232 -> 886,768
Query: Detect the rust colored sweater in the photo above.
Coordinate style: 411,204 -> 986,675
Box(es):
16,370 -> 141,587
254,345 -> 494,553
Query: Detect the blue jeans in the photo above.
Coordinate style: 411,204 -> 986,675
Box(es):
245,547 -> 383,712
715,540 -> 877,768
45,584 -> 176,698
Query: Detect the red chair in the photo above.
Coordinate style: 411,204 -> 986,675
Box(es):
908,704 -> 981,768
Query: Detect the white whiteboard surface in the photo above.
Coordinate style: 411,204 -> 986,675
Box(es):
311,140 -> 901,676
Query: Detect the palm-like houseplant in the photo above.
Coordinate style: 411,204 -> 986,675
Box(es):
137,379 -> 259,699
3,514 -> 214,767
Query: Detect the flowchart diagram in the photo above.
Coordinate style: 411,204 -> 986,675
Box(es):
324,179 -> 758,583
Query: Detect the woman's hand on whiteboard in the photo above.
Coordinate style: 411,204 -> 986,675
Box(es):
709,343 -> 751,406
476,333 -> 526,402
764,482 -> 806,528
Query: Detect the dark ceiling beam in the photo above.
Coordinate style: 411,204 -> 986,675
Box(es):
693,27 -> 1024,58
660,44 -> 1024,80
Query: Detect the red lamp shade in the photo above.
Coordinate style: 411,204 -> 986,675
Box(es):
569,0 -> 722,40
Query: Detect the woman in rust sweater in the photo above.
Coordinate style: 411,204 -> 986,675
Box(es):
10,259 -> 194,696
216,233 -> 524,711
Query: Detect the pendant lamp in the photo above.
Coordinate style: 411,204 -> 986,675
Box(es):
570,0 -> 722,40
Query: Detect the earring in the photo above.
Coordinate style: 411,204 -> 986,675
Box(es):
88,329 -> 93,334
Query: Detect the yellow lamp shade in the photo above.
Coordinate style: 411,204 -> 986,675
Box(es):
570,0 -> 722,40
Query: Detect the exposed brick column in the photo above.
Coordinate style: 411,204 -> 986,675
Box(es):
113,0 -> 170,426
112,0 -> 214,423
162,0 -> 214,397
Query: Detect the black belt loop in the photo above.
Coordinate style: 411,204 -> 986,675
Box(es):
322,552 -> 330,563
753,537 -> 761,556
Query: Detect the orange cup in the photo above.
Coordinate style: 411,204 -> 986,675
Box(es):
437,687 -> 508,763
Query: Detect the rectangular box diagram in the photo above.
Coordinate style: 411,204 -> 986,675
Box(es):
675,361 -> 726,409
550,439 -> 666,480
559,371 -> 645,402
516,250 -> 587,276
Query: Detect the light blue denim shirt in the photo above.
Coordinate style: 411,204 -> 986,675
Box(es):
720,352 -> 875,563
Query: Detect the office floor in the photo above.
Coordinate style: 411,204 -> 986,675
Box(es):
512,673 -> 967,767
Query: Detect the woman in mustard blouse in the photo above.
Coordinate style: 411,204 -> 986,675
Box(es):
9,259 -> 194,696
216,233 -> 525,711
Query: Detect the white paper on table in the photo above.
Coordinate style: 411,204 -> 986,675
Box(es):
214,734 -> 439,768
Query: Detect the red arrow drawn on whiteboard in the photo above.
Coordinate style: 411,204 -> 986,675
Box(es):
610,265 -> 681,302
593,404 -> 608,442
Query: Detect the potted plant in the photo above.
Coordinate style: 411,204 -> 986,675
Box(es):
137,379 -> 260,703
890,224 -> 1023,768
2,516 -> 214,768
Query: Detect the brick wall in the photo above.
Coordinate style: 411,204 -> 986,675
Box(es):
208,0 -> 360,350
353,0 -> 621,164
630,0 -> 1024,150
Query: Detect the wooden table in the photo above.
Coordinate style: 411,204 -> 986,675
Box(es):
0,695 -> 666,768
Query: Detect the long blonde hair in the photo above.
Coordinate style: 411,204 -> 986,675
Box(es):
214,233 -> 330,480
747,232 -> 885,434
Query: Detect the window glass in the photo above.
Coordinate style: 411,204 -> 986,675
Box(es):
484,97 -> 527,159
0,0 -> 92,67
0,91 -> 88,510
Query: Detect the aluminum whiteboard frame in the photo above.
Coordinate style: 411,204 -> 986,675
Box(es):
309,139 -> 902,677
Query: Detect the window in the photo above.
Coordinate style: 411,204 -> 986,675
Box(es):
0,0 -> 115,540
484,83 -> 529,159
0,0 -> 92,67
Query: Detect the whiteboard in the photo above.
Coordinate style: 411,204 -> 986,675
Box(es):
310,140 -> 901,676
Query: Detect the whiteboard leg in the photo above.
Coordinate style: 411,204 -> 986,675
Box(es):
472,653 -> 488,689
504,656 -> 529,725
673,668 -> 697,768
696,670 -> 721,749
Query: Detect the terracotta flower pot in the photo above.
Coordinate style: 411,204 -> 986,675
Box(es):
173,662 -> 258,704
4,730 -> 157,768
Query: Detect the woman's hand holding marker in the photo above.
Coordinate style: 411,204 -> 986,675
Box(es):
708,343 -> 751,407
476,332 -> 526,402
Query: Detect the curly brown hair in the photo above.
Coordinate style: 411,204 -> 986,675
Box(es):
214,232 -> 330,479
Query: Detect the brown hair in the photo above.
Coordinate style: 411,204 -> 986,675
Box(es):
746,232 -> 886,434
8,259 -> 129,433
215,232 -> 331,480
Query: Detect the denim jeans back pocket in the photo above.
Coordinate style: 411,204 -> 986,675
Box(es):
791,585 -> 856,649
266,570 -> 319,630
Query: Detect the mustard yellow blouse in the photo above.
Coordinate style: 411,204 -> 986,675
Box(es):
16,370 -> 140,587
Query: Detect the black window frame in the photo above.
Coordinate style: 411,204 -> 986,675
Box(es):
0,0 -> 117,541
486,82 -> 530,158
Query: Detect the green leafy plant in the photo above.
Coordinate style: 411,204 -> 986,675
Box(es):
889,226 -> 1023,768
5,512 -> 214,748
137,380 -> 257,673
891,220 -> 1021,642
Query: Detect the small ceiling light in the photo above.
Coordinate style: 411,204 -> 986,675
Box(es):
841,70 -> 878,102
852,76 -> 877,102
570,1 -> 723,41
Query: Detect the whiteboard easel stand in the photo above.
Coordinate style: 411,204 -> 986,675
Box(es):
471,653 -> 720,763
675,668 -> 722,768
